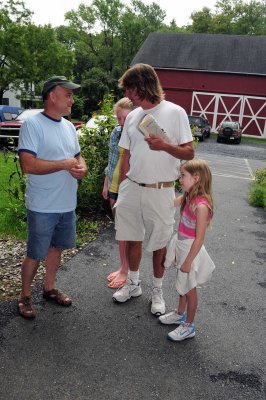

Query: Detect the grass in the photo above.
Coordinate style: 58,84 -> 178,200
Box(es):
242,136 -> 266,145
0,152 -> 27,240
0,151 -> 108,243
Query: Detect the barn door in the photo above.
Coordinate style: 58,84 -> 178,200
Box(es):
191,92 -> 266,137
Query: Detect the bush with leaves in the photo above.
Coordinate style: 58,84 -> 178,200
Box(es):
0,149 -> 27,238
77,92 -> 117,213
2,149 -> 26,205
249,167 -> 266,210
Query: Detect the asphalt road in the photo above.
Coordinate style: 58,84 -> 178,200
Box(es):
0,139 -> 265,400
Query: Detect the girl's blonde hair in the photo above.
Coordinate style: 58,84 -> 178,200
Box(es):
180,159 -> 214,223
113,97 -> 134,114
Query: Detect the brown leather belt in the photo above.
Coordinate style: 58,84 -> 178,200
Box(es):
138,181 -> 174,189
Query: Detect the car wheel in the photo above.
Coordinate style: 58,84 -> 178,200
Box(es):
199,135 -> 204,142
217,136 -> 221,143
235,137 -> 241,144
206,130 -> 210,138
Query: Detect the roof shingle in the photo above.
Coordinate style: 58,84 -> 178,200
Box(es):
131,33 -> 266,76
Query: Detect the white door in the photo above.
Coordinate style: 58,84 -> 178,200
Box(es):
191,92 -> 266,137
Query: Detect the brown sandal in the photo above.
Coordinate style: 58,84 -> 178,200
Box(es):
43,288 -> 72,306
18,296 -> 36,319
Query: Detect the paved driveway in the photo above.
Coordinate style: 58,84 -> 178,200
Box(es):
199,153 -> 255,180
0,144 -> 265,400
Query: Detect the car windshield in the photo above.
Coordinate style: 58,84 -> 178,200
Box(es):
16,109 -> 43,121
188,116 -> 202,125
3,112 -> 13,121
221,121 -> 239,129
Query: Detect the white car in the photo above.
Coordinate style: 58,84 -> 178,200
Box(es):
77,115 -> 108,137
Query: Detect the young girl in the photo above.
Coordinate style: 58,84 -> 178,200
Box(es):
159,159 -> 215,341
102,98 -> 134,288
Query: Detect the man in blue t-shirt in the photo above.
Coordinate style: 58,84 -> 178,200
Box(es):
17,76 -> 87,319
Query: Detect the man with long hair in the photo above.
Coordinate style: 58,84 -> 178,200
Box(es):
113,63 -> 194,316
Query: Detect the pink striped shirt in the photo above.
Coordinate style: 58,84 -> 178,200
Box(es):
178,195 -> 212,240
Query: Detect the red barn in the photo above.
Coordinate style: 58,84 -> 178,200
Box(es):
131,33 -> 266,137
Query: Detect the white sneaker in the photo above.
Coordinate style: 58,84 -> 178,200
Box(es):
113,279 -> 142,303
167,322 -> 196,341
151,287 -> 165,316
159,310 -> 186,325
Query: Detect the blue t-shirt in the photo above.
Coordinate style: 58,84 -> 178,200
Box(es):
18,112 -> 80,213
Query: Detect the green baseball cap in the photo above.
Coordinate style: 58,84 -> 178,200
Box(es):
42,76 -> 80,96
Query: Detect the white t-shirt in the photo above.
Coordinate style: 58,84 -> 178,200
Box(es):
18,112 -> 80,213
119,100 -> 192,183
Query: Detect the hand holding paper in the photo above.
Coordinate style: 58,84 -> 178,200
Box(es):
138,114 -> 170,142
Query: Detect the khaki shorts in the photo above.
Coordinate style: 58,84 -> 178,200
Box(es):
114,179 -> 175,252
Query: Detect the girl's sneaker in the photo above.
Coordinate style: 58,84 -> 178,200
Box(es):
167,322 -> 195,341
158,310 -> 186,325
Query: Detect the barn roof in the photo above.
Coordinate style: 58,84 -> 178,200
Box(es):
131,33 -> 266,76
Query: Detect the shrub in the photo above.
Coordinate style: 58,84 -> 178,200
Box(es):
0,150 -> 27,238
253,167 -> 266,186
1,149 -> 26,208
249,167 -> 266,210
77,92 -> 117,213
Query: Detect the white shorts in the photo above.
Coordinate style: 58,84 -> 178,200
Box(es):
165,237 -> 216,295
114,179 -> 175,252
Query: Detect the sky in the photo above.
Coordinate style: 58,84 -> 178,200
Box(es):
22,0 -> 219,27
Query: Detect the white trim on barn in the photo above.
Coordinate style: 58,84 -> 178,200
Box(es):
191,92 -> 266,137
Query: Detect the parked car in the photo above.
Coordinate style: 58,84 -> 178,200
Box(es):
62,115 -> 84,130
85,115 -> 108,128
188,115 -> 211,141
77,115 -> 109,137
0,105 -> 24,122
0,109 -> 83,147
0,109 -> 43,147
217,121 -> 242,144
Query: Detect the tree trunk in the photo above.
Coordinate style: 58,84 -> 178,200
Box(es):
0,90 -> 4,104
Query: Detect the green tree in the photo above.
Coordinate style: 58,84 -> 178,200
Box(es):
160,18 -> 188,33
190,0 -> 266,35
65,0 -> 123,72
188,7 -> 214,33
119,0 -> 166,68
81,67 -> 112,116
63,0 -> 167,114
0,0 -> 75,103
